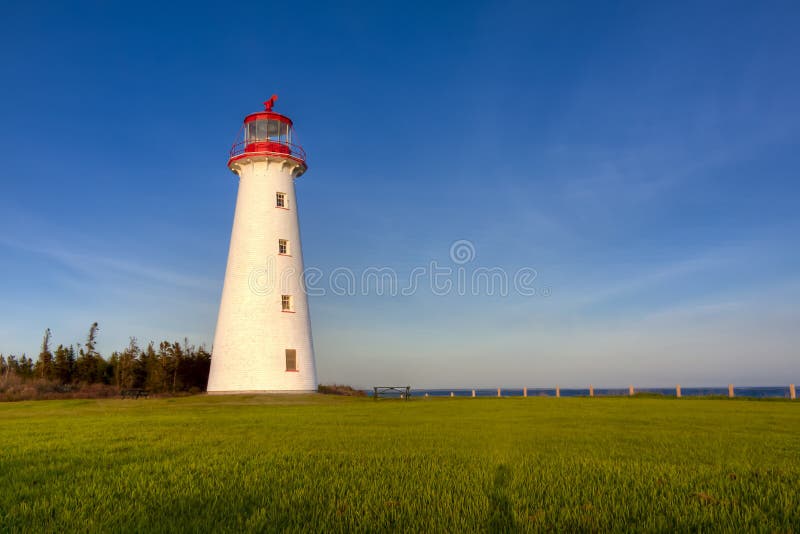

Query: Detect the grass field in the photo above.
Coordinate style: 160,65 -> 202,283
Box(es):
0,395 -> 798,532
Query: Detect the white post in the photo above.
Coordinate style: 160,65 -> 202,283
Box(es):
450,391 -> 454,398
472,389 -> 476,398
556,385 -> 560,398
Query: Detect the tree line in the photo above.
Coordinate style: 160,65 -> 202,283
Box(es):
0,323 -> 210,394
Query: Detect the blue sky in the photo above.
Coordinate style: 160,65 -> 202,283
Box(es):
1,1 -> 798,388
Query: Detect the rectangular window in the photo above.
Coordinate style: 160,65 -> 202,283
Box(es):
276,192 -> 286,208
285,349 -> 297,371
278,239 -> 289,255
281,295 -> 292,312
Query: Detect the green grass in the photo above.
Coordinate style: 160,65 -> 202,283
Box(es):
0,395 -> 798,532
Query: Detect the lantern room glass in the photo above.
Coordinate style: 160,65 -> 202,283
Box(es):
247,120 -> 290,144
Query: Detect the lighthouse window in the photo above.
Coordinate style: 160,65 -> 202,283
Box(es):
278,239 -> 289,255
276,192 -> 287,208
267,120 -> 286,141
281,295 -> 293,312
247,120 -> 290,143
285,349 -> 297,371
256,120 -> 269,140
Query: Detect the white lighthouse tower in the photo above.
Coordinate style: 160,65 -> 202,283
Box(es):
207,96 -> 317,393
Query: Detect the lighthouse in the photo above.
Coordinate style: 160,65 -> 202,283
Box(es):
207,96 -> 317,393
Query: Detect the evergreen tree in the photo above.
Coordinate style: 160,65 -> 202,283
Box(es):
177,344 -> 211,391
3,325 -> 212,394
132,343 -> 149,389
74,348 -> 93,383
144,342 -> 165,392
86,322 -> 99,355
68,345 -> 76,380
53,344 -> 74,384
6,355 -> 19,376
156,341 -> 173,393
18,355 -> 34,378
104,353 -> 117,385
169,341 -> 185,392
117,337 -> 139,389
75,322 -> 101,383
35,328 -> 54,380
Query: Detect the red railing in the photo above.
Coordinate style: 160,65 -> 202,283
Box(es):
228,139 -> 307,165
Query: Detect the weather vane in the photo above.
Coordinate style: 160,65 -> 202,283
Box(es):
263,94 -> 278,111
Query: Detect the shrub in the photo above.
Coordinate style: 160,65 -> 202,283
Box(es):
318,384 -> 367,397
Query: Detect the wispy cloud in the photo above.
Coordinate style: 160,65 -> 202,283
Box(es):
572,255 -> 720,309
0,236 -> 217,292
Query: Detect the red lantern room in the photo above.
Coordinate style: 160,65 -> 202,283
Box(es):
227,95 -> 307,171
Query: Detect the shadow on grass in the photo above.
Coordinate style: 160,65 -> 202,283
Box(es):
487,464 -> 519,532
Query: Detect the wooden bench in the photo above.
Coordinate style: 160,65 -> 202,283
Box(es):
120,389 -> 149,399
373,386 -> 411,400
